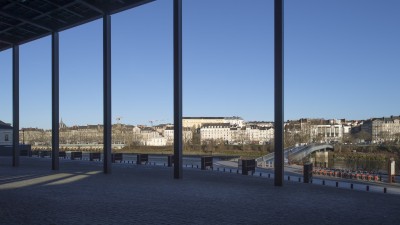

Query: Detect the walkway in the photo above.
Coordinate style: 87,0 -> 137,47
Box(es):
0,157 -> 399,224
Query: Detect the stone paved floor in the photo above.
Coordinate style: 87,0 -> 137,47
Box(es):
0,157 -> 399,225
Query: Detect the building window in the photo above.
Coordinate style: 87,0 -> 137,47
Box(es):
5,134 -> 9,141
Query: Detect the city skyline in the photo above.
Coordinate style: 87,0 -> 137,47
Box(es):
6,113 -> 399,129
10,115 -> 400,149
1,0 -> 400,129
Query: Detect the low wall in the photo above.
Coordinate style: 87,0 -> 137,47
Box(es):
0,145 -> 32,156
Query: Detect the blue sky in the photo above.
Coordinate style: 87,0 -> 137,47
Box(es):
0,0 -> 399,129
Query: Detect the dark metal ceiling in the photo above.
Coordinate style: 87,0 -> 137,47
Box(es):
0,0 -> 154,51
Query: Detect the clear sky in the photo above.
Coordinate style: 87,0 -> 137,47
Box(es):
0,0 -> 399,129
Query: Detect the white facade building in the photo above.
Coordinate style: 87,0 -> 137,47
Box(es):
142,137 -> 167,146
200,124 -> 274,144
183,116 -> 244,128
200,123 -> 231,143
224,117 -> 245,127
259,127 -> 274,144
310,124 -> 344,143
245,126 -> 260,143
163,127 -> 193,145
284,118 -> 354,144
135,127 -> 168,146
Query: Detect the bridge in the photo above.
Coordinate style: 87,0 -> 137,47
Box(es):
256,144 -> 334,167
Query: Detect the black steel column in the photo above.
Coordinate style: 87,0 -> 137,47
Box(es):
51,32 -> 60,170
274,0 -> 284,186
12,45 -> 19,167
103,14 -> 112,174
13,45 -> 19,167
173,0 -> 183,179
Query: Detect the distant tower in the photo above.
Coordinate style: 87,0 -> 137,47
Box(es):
59,118 -> 67,129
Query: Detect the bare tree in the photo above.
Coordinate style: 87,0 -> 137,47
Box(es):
356,130 -> 372,143
284,131 -> 296,148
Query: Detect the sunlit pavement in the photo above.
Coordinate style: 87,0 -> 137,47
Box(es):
0,157 -> 399,225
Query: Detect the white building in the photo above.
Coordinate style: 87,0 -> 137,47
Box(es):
164,127 -> 193,145
284,118 -> 353,144
243,125 -> 274,144
246,121 -> 274,127
200,123 -> 231,144
224,116 -> 245,127
183,116 -> 244,128
259,127 -> 274,144
142,137 -> 167,146
134,127 -> 167,146
245,126 -> 260,143
200,123 -> 274,144
310,124 -> 344,143
0,121 -> 13,146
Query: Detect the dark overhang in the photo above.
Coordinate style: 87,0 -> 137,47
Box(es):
0,0 -> 154,51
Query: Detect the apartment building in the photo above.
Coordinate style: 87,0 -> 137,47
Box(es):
285,118 -> 352,143
361,116 -> 400,143
200,124 -> 274,144
200,123 -> 232,143
183,116 -> 244,128
163,127 -> 193,145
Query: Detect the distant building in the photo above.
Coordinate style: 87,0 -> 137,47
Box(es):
200,123 -> 274,144
258,126 -> 275,144
200,123 -> 232,144
0,120 -> 13,146
164,127 -> 192,145
224,116 -> 245,127
361,116 -> 400,143
154,123 -> 173,134
246,121 -> 274,127
183,116 -> 244,128
142,136 -> 167,146
59,118 -> 67,129
139,127 -> 165,146
183,117 -> 225,128
242,125 -> 274,144
310,123 -> 344,143
285,118 -> 352,144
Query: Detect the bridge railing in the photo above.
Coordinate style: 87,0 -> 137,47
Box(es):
256,144 -> 334,167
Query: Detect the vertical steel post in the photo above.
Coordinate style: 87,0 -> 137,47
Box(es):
52,32 -> 60,170
12,45 -> 19,167
103,14 -> 112,174
274,0 -> 284,186
173,0 -> 183,179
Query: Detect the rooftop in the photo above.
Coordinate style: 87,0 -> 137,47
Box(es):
0,120 -> 12,129
183,117 -> 225,120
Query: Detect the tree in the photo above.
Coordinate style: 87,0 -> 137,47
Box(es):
342,133 -> 356,144
393,133 -> 400,144
284,131 -> 296,148
356,130 -> 372,143
378,131 -> 391,143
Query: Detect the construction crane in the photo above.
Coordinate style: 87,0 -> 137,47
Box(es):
148,120 -> 158,127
